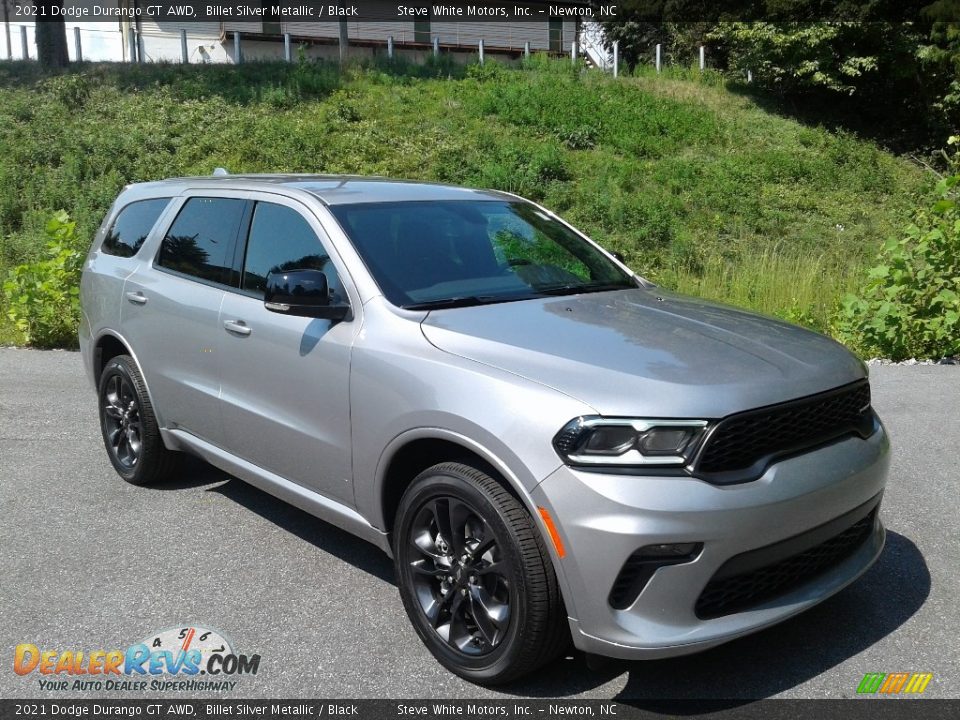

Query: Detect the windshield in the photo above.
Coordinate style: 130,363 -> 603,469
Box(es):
329,200 -> 635,309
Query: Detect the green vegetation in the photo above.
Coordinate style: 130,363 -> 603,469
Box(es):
3,211 -> 82,348
600,3 -> 960,153
0,57 -> 929,350
838,159 -> 960,361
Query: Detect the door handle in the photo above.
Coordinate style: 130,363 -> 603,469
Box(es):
125,291 -> 148,305
223,320 -> 251,336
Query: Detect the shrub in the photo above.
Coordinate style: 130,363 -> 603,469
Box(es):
466,60 -> 507,82
3,212 -> 83,349
838,171 -> 960,360
464,140 -> 570,200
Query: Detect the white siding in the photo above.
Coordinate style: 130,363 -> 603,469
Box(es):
252,19 -> 576,52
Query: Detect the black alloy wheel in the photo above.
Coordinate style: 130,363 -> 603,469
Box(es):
98,354 -> 182,486
408,495 -> 512,655
394,462 -> 568,684
102,373 -> 142,470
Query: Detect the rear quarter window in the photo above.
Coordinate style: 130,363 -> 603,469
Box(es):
101,198 -> 171,258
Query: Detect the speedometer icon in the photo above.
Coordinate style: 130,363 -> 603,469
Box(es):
140,625 -> 233,672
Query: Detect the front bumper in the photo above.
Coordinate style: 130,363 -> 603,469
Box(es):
532,422 -> 890,660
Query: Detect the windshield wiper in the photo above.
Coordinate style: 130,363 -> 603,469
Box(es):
404,295 -> 518,311
404,283 -> 633,310
535,281 -> 635,297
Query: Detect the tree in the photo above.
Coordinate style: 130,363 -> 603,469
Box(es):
3,1 -> 18,60
594,1 -> 959,149
35,1 -> 68,68
590,0 -> 757,67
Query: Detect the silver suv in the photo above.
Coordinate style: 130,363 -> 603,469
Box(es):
80,174 -> 889,684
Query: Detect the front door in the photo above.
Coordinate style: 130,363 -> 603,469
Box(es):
218,198 -> 358,507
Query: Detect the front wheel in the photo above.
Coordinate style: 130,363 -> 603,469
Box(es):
394,462 -> 568,684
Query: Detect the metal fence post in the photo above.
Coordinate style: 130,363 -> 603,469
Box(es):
234,31 -> 241,64
478,38 -> 484,65
699,45 -> 705,71
127,27 -> 136,63
284,33 -> 292,62
433,36 -> 439,58
655,43 -> 661,73
180,29 -> 188,64
138,32 -> 145,63
747,69 -> 753,83
73,26 -> 81,61
613,40 -> 618,77
571,40 -> 577,64
338,20 -> 347,65
524,40 -> 530,59
20,25 -> 27,60
387,35 -> 394,60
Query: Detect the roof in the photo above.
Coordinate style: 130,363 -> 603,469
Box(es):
127,174 -> 515,206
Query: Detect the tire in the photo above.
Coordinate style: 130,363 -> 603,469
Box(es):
393,462 -> 568,684
97,354 -> 182,486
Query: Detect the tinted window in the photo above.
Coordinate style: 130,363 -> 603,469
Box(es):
101,198 -> 170,258
242,202 -> 345,303
330,200 -> 633,308
157,197 -> 246,285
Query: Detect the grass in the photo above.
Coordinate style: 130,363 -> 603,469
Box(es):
664,248 -> 862,331
0,56 -> 929,342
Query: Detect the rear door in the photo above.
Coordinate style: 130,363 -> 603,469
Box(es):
83,196 -> 173,381
121,192 -> 249,446
217,196 -> 359,507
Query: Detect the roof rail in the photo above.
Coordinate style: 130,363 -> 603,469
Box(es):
212,167 -> 229,176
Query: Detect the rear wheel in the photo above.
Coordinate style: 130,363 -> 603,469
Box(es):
394,462 -> 568,684
98,354 -> 181,485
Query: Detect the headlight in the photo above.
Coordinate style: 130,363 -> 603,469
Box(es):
552,417 -> 709,468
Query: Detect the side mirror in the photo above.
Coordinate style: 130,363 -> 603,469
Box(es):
264,269 -> 350,322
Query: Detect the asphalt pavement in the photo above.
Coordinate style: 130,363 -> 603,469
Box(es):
0,349 -> 957,700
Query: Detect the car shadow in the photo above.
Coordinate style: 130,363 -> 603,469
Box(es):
157,468 -> 929,701
207,476 -> 396,585
500,531 -> 929,702
142,456 -> 235,491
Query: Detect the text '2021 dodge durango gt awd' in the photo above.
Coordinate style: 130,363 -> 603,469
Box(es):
80,174 -> 889,684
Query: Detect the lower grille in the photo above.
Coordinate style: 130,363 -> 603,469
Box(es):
608,544 -> 702,610
695,497 -> 880,619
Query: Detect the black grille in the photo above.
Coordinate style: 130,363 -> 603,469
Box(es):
695,498 -> 879,619
609,555 -> 654,610
694,381 -> 873,482
608,544 -> 703,610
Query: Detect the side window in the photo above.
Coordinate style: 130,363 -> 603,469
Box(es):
156,197 -> 246,285
101,198 -> 171,258
242,202 -> 345,303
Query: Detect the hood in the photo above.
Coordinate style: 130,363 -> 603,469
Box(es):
420,288 -> 865,418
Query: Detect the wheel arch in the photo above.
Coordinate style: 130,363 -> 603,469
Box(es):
375,427 -> 579,623
92,330 -> 164,427
375,429 -> 557,551
93,331 -> 131,383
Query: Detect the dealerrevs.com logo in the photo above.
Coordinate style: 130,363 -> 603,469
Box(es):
13,626 -> 260,692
